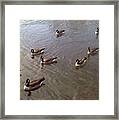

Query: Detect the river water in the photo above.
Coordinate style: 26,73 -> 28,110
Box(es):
20,20 -> 99,100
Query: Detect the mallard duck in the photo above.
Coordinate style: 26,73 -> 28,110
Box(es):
31,48 -> 45,59
95,27 -> 99,37
87,47 -> 99,56
24,77 -> 45,96
40,56 -> 57,65
75,57 -> 88,67
56,29 -> 65,37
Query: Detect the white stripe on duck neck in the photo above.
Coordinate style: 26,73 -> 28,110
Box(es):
24,85 -> 29,90
75,62 -> 80,67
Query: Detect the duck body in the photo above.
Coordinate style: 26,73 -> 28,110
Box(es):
31,48 -> 45,59
75,57 -> 88,67
87,47 -> 99,56
56,30 -> 65,37
24,77 -> 45,92
40,56 -> 57,65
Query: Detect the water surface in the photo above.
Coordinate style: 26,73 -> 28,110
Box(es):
20,20 -> 99,100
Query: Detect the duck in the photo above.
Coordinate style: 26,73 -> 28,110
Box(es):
75,57 -> 88,67
95,27 -> 99,37
40,56 -> 57,65
87,47 -> 99,56
56,29 -> 65,37
24,77 -> 45,96
31,48 -> 45,59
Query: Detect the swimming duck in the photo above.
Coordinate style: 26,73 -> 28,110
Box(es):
87,47 -> 99,56
24,77 -> 45,96
40,56 -> 57,65
95,27 -> 99,37
75,57 -> 88,67
56,29 -> 65,37
31,48 -> 45,59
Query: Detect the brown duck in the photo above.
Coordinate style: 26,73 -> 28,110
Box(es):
31,48 -> 45,59
75,57 -> 88,67
87,47 -> 99,56
24,77 -> 45,96
40,56 -> 57,65
56,29 -> 65,37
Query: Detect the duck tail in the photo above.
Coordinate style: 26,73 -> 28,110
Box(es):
94,48 -> 99,52
40,77 -> 45,82
40,48 -> 45,51
87,47 -> 90,52
53,57 -> 57,60
42,77 -> 45,80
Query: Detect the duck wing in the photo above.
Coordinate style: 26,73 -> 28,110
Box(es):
92,48 -> 99,52
39,48 -> 45,52
33,48 -> 45,53
29,77 -> 45,87
25,84 -> 42,91
44,57 -> 57,62
79,59 -> 84,64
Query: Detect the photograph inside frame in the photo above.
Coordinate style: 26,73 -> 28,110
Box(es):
20,20 -> 99,100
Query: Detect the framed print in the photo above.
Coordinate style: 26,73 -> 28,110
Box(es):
0,0 -> 118,119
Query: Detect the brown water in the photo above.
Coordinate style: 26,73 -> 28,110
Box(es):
20,20 -> 99,100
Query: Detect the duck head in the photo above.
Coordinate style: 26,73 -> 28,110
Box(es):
76,59 -> 80,63
87,47 -> 91,52
40,56 -> 44,62
56,30 -> 59,33
31,49 -> 34,53
97,27 -> 99,31
25,79 -> 30,87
